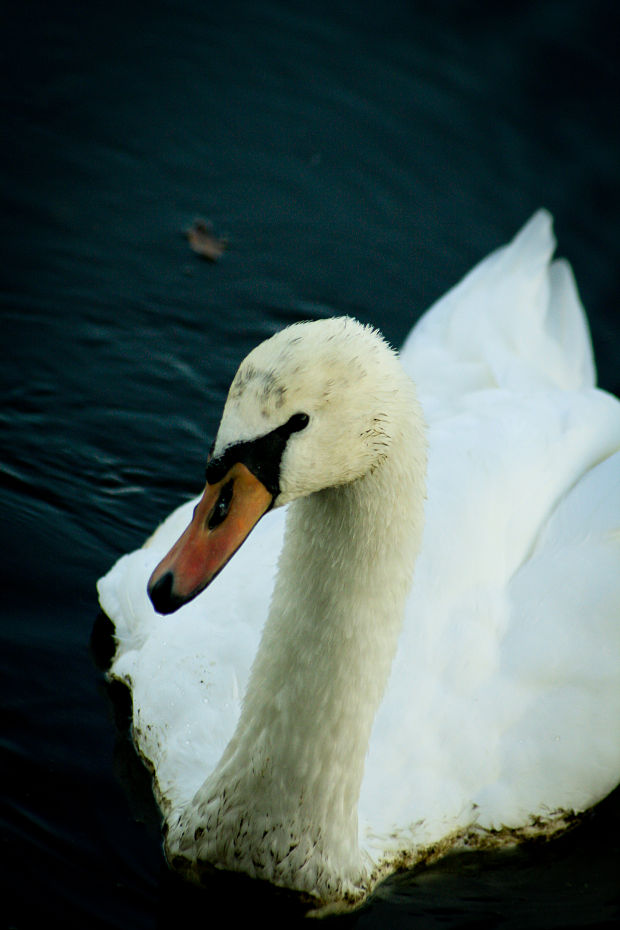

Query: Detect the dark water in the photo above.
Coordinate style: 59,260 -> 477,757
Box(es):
2,1 -> 619,927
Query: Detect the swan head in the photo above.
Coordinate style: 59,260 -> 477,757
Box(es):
148,317 -> 419,614
215,316 -> 409,504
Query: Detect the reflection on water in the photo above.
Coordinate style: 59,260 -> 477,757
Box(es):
2,0 -> 619,927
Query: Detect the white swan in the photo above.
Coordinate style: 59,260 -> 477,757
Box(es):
98,210 -> 620,910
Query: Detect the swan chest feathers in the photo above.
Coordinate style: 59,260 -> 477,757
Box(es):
98,211 -> 620,909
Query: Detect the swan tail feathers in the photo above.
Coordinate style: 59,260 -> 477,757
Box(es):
401,210 -> 596,401
546,258 -> 596,389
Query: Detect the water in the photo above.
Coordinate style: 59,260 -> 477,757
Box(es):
2,1 -> 619,926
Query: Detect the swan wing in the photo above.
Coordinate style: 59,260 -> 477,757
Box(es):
361,212 -> 620,852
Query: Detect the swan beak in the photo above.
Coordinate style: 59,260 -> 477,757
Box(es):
147,462 -> 272,615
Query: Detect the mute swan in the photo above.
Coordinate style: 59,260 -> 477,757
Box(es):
98,210 -> 620,910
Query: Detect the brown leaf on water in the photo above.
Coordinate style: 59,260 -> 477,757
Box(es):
185,219 -> 228,261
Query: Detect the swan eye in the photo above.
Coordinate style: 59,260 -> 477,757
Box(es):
208,480 -> 233,530
287,412 -> 309,433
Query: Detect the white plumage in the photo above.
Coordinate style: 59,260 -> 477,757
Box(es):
98,210 -> 620,909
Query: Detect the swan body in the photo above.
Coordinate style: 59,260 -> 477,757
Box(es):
98,211 -> 620,908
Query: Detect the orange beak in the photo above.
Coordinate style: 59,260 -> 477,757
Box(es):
147,462 -> 272,614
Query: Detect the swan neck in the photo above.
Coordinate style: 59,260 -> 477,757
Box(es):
229,397 -> 424,842
174,379 -> 426,898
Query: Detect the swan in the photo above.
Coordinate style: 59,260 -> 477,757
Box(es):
98,210 -> 620,910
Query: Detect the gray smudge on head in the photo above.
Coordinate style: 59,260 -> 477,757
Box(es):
230,363 -> 287,412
